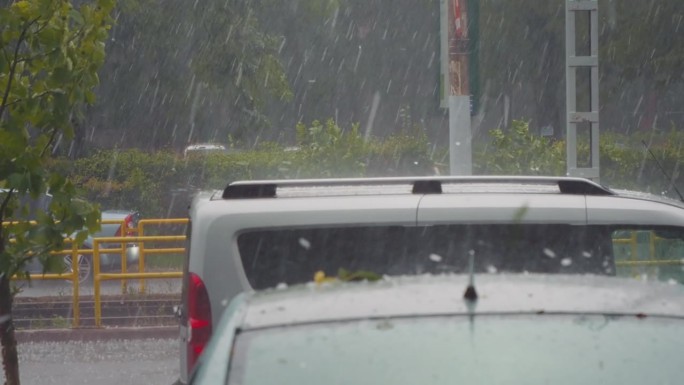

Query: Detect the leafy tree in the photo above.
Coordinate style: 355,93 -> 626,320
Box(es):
0,1 -> 113,383
81,0 -> 442,151
190,0 -> 293,142
81,0 -> 297,151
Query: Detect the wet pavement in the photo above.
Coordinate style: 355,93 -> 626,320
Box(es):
4,278 -> 182,384
9,337 -> 178,385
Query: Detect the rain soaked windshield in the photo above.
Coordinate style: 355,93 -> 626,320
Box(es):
228,315 -> 684,385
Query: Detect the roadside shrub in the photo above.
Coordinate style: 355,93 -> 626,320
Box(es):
65,121 -> 436,217
474,120 -> 683,198
475,120 -> 565,175
368,128 -> 434,176
291,119 -> 369,178
71,149 -> 180,215
63,120 -> 683,218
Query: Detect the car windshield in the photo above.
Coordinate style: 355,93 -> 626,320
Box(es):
228,315 -> 684,385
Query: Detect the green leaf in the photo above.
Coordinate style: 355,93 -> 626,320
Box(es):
51,66 -> 72,83
37,26 -> 61,47
69,9 -> 85,26
84,89 -> 96,104
6,173 -> 29,191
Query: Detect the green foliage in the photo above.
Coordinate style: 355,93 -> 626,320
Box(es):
62,119 -> 684,221
475,120 -> 684,200
65,121 -> 437,218
1,1 -> 114,383
190,0 -> 293,133
337,268 -> 381,282
599,129 -> 684,195
1,0 -> 114,281
476,120 -> 565,175
293,119 -> 368,178
70,149 -> 179,215
367,127 -> 434,176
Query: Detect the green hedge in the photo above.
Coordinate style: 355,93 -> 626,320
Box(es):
475,120 -> 684,197
65,120 -> 433,217
62,120 -> 683,218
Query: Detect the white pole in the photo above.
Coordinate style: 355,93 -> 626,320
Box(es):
449,95 -> 472,175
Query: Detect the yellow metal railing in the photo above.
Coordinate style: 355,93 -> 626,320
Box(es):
136,218 -> 189,293
92,235 -> 185,327
6,218 -> 187,328
613,231 -> 683,277
8,239 -> 82,327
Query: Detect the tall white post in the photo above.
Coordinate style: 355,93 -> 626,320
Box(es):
449,96 -> 472,175
566,0 -> 600,181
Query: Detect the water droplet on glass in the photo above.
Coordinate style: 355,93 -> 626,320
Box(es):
298,238 -> 311,250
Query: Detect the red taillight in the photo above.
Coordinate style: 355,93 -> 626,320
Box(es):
125,217 -> 136,236
115,214 -> 136,237
187,272 -> 212,374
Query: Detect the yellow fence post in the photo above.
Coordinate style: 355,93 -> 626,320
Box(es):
91,234 -> 186,327
5,219 -> 188,329
93,239 -> 102,328
139,222 -> 146,294
120,222 -> 128,295
71,241 -> 80,328
630,231 -> 638,277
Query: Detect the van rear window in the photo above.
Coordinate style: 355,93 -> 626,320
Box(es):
237,224 -> 619,290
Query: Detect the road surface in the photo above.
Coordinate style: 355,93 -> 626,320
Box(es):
6,338 -> 178,385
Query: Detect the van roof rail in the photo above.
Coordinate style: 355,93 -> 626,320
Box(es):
222,176 -> 615,199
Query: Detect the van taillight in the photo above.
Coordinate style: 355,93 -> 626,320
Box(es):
187,272 -> 212,373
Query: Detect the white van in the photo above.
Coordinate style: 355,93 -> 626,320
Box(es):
175,176 -> 684,383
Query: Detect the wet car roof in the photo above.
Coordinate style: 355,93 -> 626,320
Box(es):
239,274 -> 684,330
612,189 -> 684,209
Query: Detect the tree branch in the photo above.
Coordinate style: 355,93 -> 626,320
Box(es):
40,127 -> 60,157
17,25 -> 88,66
1,90 -> 56,108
